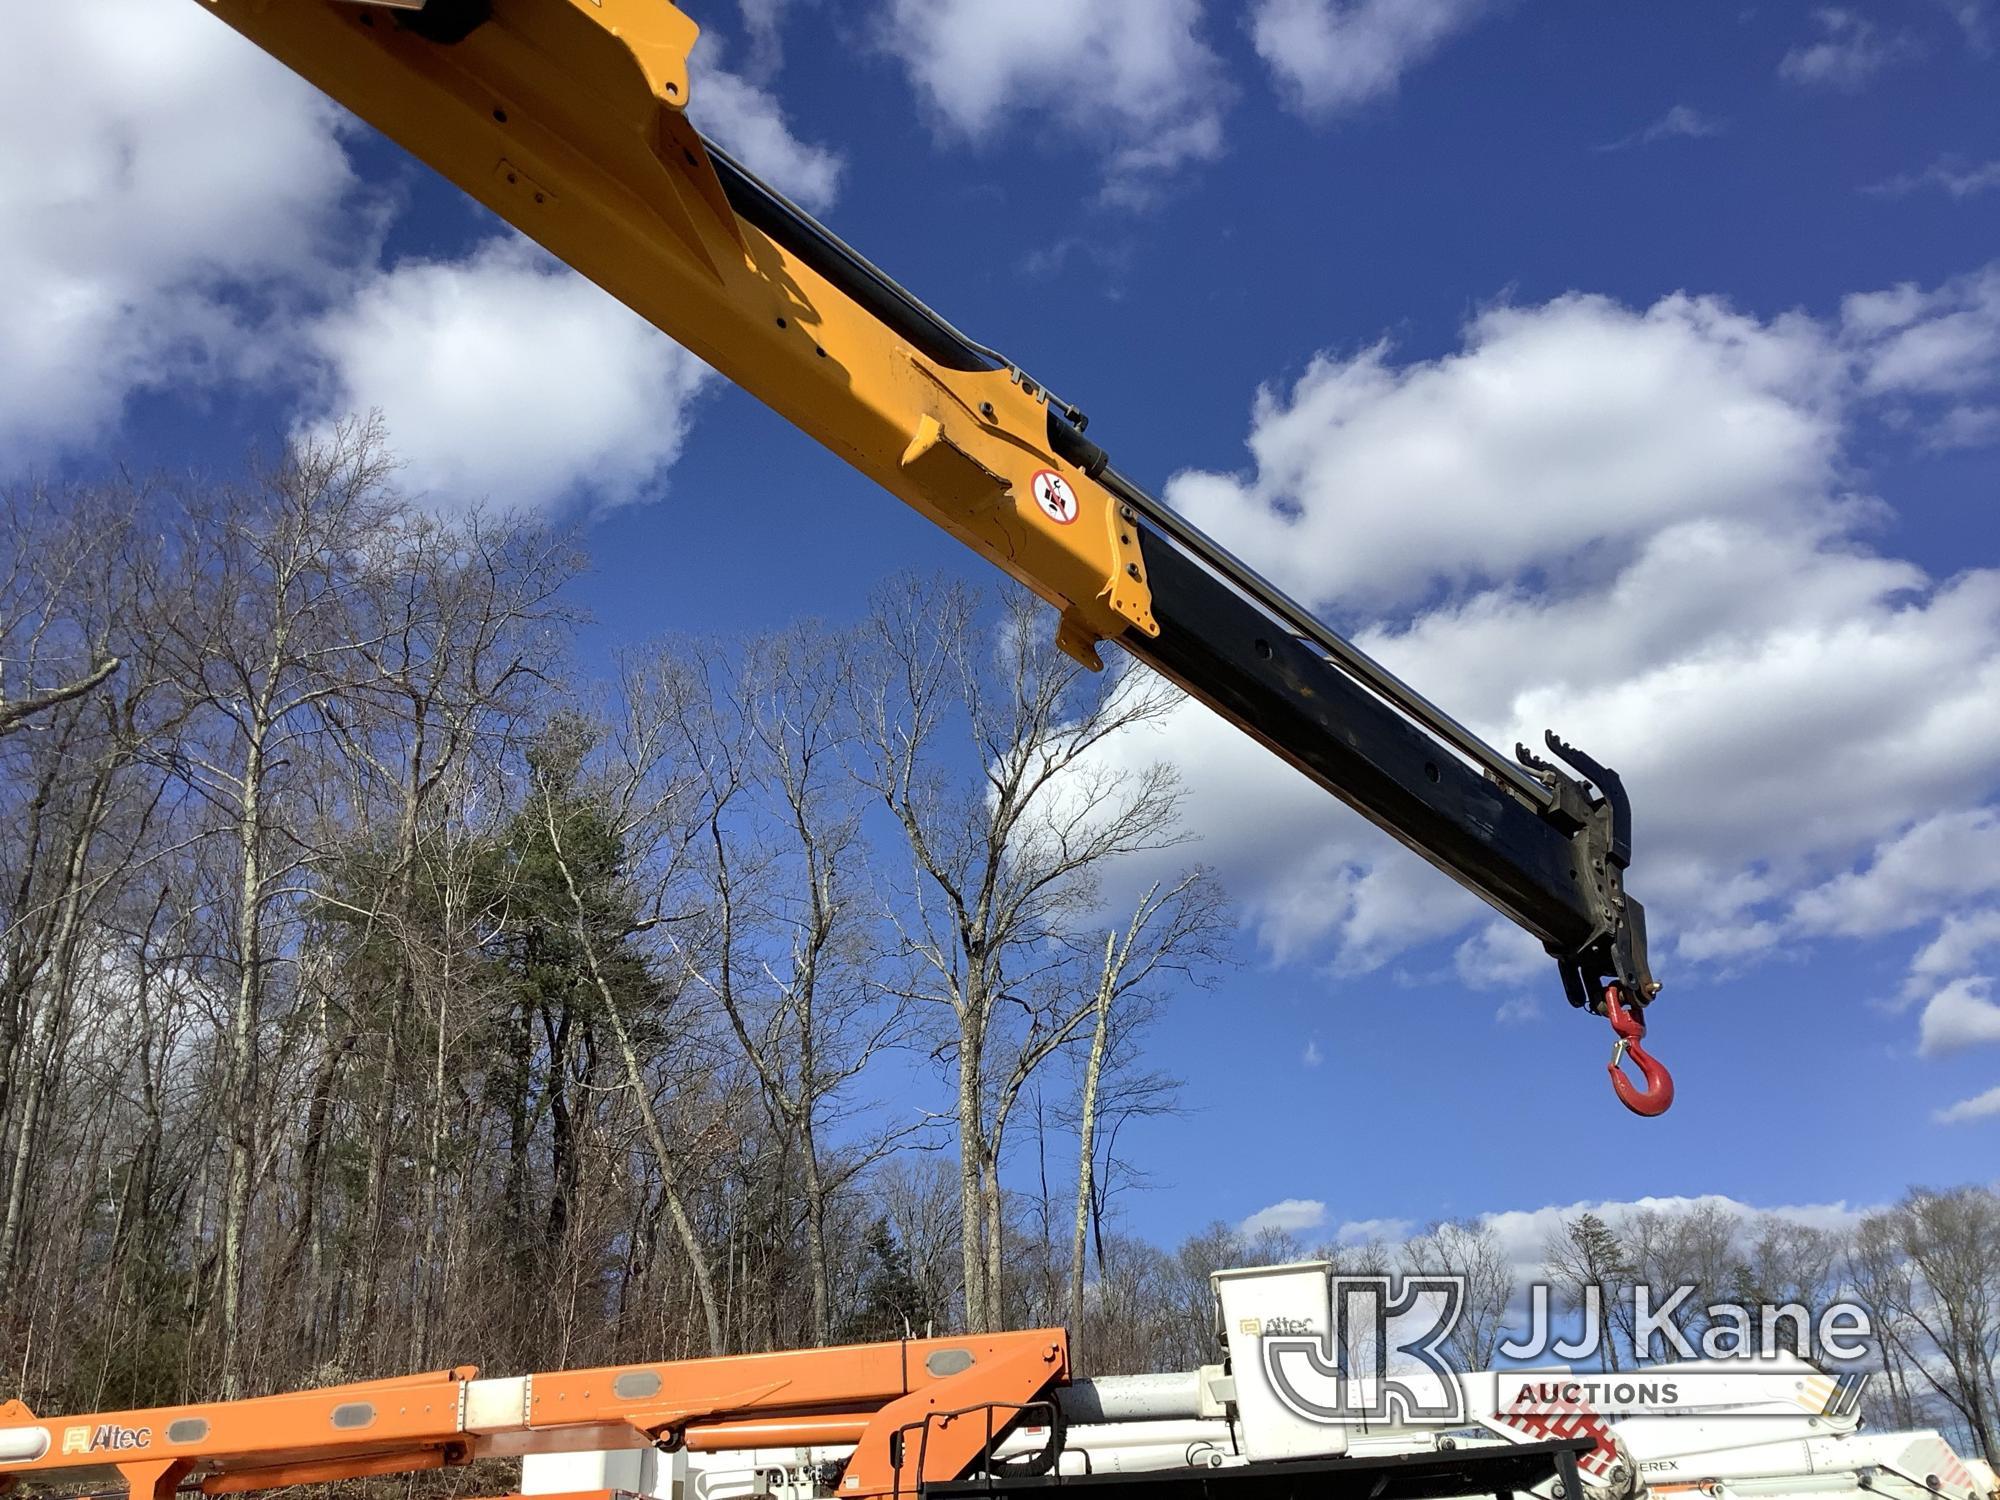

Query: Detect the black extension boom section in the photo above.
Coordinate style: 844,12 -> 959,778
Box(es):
1124,513 -> 1651,1006
1132,520 -> 1591,944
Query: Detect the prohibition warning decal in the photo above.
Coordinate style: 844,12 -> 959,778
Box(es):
1029,469 -> 1078,525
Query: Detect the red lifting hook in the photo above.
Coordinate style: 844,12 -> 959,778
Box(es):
1603,983 -> 1674,1117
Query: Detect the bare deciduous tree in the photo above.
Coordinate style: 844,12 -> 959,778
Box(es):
1852,1188 -> 2000,1464
850,579 -> 1184,1331
1544,1212 -> 1638,1372
1068,871 -> 1226,1366
1400,1218 -> 1517,1371
0,489 -> 122,740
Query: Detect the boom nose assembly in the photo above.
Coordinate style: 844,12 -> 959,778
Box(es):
1515,731 -> 1670,1115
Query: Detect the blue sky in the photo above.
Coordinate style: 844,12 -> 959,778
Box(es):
4,0 -> 1999,1254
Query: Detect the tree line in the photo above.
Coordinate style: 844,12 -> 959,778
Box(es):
0,428 -> 1993,1472
0,424 -> 1224,1409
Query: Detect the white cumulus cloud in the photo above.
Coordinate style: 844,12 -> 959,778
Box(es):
1918,977 -> 2000,1057
1250,0 -> 1491,118
733,0 -> 793,79
1791,809 -> 2000,940
301,238 -> 712,514
0,0 -> 361,459
1778,8 -> 1915,90
1908,910 -> 2000,995
1330,1215 -> 1414,1244
1244,1194 -> 1870,1281
875,0 -> 1227,205
1935,1083 -> 2000,1124
1162,292 -> 1848,611
1071,264 -> 2000,1070
689,37 -> 844,213
0,0 -> 795,519
1866,157 -> 2000,201
1478,1194 -> 1869,1284
1847,266 -> 2000,400
1456,921 -> 1551,989
1242,1197 -> 1328,1236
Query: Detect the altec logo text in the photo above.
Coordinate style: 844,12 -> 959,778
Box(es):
60,1424 -> 151,1454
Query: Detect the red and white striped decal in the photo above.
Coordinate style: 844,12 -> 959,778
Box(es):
1908,1437 -> 1977,1498
1495,1391 -> 1620,1480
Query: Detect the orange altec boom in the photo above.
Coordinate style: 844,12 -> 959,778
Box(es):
0,1331 -> 1070,1500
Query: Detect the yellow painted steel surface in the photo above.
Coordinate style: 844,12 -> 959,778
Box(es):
191,0 -> 1156,662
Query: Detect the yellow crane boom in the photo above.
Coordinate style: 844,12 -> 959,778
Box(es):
185,0 -> 1669,1112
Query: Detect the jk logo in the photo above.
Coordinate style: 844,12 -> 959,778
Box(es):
1261,1275 -> 1467,1426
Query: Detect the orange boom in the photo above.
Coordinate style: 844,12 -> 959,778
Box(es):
0,1331 -> 1068,1500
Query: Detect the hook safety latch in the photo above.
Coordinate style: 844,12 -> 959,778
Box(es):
1603,983 -> 1674,1117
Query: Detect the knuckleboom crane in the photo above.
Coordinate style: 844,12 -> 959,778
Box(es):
171,0 -> 1672,1114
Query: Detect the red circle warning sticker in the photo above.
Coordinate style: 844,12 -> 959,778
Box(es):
1030,469 -> 1079,525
